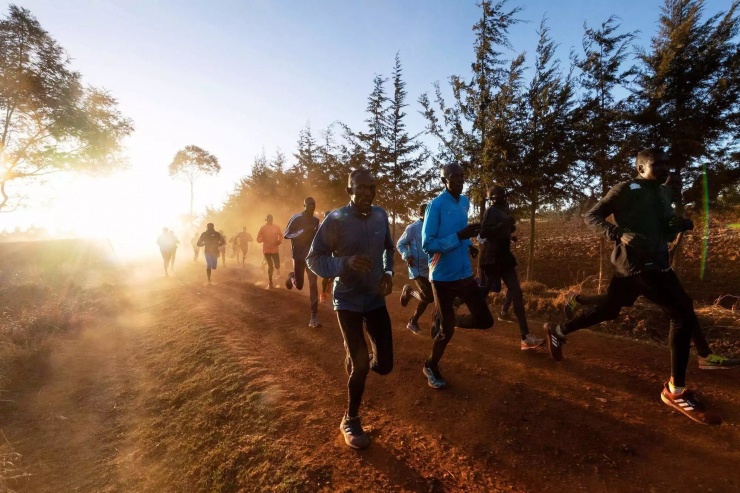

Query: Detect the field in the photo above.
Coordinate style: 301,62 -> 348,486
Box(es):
0,217 -> 738,492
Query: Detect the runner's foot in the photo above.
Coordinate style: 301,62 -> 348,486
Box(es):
340,414 -> 370,449
544,323 -> 566,361
660,383 -> 721,425
405,319 -> 421,334
498,311 -> 514,323
319,292 -> 327,304
285,273 -> 295,290
308,315 -> 322,328
698,353 -> 740,370
423,364 -> 447,389
521,333 -> 545,350
400,284 -> 412,307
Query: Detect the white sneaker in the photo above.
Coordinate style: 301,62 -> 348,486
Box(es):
521,333 -> 545,350
308,315 -> 322,328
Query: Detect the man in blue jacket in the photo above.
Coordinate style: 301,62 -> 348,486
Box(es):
422,163 -> 494,389
307,169 -> 394,450
284,197 -> 321,328
397,203 -> 432,334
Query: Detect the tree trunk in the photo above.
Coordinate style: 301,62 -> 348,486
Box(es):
526,203 -> 536,282
189,179 -> 194,219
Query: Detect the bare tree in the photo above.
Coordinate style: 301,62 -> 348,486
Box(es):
168,145 -> 220,217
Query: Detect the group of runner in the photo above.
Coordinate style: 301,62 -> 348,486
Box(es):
174,147 -> 738,449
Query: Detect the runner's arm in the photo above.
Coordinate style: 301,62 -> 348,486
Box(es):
396,226 -> 413,261
196,233 -> 206,247
479,208 -> 512,240
383,216 -> 395,274
306,218 -> 347,278
422,201 -> 464,254
256,227 -> 264,244
585,183 -> 624,241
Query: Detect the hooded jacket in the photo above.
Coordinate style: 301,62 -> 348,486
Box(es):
586,178 -> 684,277
396,220 -> 429,280
307,202 -> 394,312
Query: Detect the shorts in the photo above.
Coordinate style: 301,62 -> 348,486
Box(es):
205,254 -> 218,269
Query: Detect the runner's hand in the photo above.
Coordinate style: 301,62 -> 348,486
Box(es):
348,254 -> 372,273
457,223 -> 481,240
511,234 -> 518,242
669,216 -> 693,232
620,230 -> 650,250
378,273 -> 393,296
406,257 -> 415,267
469,245 -> 479,259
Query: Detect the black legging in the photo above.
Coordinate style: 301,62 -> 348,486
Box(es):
563,270 -> 695,387
481,264 -> 529,337
264,253 -> 280,283
429,277 -> 493,371
409,277 -> 434,323
337,307 -> 393,418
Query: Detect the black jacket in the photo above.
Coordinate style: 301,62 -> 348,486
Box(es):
478,203 -> 517,268
586,178 -> 683,277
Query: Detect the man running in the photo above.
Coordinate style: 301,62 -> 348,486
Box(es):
545,148 -> 722,424
191,232 -> 200,261
307,169 -> 394,450
285,197 -> 322,328
167,229 -> 179,272
233,227 -> 253,268
218,230 -> 228,267
196,223 -> 226,284
320,210 -> 334,304
257,214 -> 282,289
156,227 -> 177,277
479,185 -> 544,350
397,203 -> 432,334
421,163 -> 494,389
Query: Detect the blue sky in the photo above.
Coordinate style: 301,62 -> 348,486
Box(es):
2,0 -> 731,239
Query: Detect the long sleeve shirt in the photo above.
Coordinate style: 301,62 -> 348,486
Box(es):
479,203 -> 517,268
585,178 -> 680,276
422,189 -> 473,282
307,202 -> 394,312
396,220 -> 429,280
284,212 -> 320,260
256,223 -> 282,254
197,230 -> 226,256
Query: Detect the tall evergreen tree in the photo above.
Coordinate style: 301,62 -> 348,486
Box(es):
384,53 -> 431,236
633,0 -> 740,211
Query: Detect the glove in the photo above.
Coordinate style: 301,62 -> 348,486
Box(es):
457,223 -> 481,240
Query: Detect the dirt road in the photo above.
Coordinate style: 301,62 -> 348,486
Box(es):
2,261 -> 739,492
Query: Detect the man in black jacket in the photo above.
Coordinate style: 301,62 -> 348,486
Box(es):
545,148 -> 721,425
479,185 -> 544,350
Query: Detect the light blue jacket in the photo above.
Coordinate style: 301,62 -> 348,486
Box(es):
307,202 -> 394,313
422,189 -> 473,282
396,220 -> 429,280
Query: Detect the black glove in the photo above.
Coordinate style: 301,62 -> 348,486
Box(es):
456,223 -> 481,240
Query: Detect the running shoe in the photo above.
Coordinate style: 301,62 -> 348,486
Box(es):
423,365 -> 447,389
564,291 -> 579,319
498,311 -> 514,323
285,273 -> 295,290
319,292 -> 327,304
400,284 -> 412,307
308,315 -> 322,328
544,323 -> 566,361
698,353 -> 740,370
340,414 -> 370,449
660,383 -> 721,425
406,319 -> 421,334
521,333 -> 545,350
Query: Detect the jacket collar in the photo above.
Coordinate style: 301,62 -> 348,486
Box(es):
347,201 -> 373,219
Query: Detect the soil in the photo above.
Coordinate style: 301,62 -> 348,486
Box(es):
1,258 -> 739,493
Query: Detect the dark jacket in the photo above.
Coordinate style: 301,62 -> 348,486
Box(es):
284,212 -> 320,260
197,230 -> 226,256
307,202 -> 394,312
586,178 -> 682,277
478,203 -> 516,268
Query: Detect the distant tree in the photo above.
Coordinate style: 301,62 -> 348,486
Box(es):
348,74 -> 391,183
0,5 -> 133,211
572,16 -> 637,290
168,145 -> 220,217
632,0 -> 740,212
515,19 -> 577,280
384,53 -> 432,235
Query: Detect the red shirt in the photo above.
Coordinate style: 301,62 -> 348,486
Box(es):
257,223 -> 282,254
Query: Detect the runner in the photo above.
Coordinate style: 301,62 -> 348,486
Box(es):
218,230 -> 228,267
479,185 -> 544,349
319,210 -> 334,304
544,148 -> 722,424
196,223 -> 225,284
233,227 -> 253,268
397,203 -> 432,334
284,197 -> 322,328
156,227 -> 177,277
167,229 -> 179,272
307,169 -> 394,450
191,232 -> 200,261
421,163 -> 494,389
563,292 -> 740,369
257,214 -> 282,289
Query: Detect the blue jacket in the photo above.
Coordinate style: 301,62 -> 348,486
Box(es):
307,202 -> 395,312
284,212 -> 320,260
422,189 -> 473,282
396,220 -> 429,280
